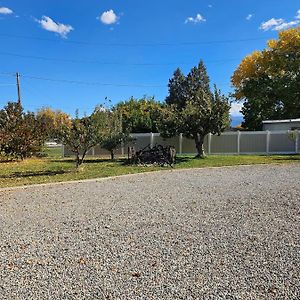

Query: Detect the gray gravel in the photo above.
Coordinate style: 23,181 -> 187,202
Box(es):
0,164 -> 299,299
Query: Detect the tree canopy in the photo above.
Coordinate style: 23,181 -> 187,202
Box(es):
0,102 -> 45,159
101,109 -> 132,160
116,96 -> 163,133
57,108 -> 109,167
37,107 -> 71,139
159,61 -> 230,158
231,25 -> 300,130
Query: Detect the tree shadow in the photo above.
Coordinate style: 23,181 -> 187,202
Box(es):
0,160 -> 14,164
121,156 -> 191,166
51,158 -> 130,165
272,155 -> 300,162
52,158 -> 108,164
0,169 -> 68,179
176,156 -> 194,163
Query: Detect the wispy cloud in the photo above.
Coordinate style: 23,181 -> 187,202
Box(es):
185,14 -> 206,24
0,7 -> 13,15
246,14 -> 253,21
260,18 -> 284,31
98,10 -> 119,25
37,16 -> 74,38
208,5 -> 213,8
260,9 -> 300,31
274,20 -> 299,31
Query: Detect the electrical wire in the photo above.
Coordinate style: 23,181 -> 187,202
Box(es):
0,51 -> 240,66
21,74 -> 166,88
0,32 -> 271,47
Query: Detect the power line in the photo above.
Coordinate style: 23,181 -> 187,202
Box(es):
3,71 -> 231,89
0,72 -> 15,77
0,32 -> 271,47
21,74 -> 166,88
0,51 -> 241,66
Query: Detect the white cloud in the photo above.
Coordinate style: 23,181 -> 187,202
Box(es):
260,9 -> 300,31
0,7 -> 13,15
230,102 -> 243,116
99,10 -> 118,25
260,18 -> 284,31
185,14 -> 206,24
246,14 -> 253,21
274,20 -> 299,31
37,16 -> 73,38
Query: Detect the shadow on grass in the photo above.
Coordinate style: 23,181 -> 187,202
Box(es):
176,156 -> 195,163
0,169 -> 69,179
0,160 -> 14,164
120,156 -> 192,167
272,155 -> 300,162
52,158 -> 118,164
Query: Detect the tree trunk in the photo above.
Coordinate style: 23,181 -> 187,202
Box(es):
194,134 -> 206,159
110,149 -> 115,160
80,150 -> 87,166
75,151 -> 80,168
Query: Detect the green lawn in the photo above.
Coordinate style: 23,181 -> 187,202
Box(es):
0,149 -> 299,188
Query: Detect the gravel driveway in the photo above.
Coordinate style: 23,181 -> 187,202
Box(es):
0,164 -> 299,299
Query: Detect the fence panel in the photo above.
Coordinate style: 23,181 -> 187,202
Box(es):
152,135 -> 181,152
269,131 -> 296,153
181,136 -> 209,154
210,133 -> 238,154
63,130 -> 299,157
240,132 -> 267,154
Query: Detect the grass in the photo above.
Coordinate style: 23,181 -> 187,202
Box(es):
0,148 -> 299,188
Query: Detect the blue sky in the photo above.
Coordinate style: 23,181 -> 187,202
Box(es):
0,0 -> 299,118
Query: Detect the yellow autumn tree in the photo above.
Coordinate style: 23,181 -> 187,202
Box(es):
37,107 -> 71,138
231,25 -> 300,130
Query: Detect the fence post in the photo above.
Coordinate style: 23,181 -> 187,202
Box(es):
150,133 -> 154,149
266,131 -> 270,155
121,141 -> 125,157
295,130 -> 299,154
61,144 -> 65,158
92,147 -> 95,156
208,133 -> 212,155
237,131 -> 241,155
179,133 -> 183,155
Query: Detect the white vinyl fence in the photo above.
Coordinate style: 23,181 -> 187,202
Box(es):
63,130 -> 299,157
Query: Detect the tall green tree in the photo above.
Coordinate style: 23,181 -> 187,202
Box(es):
116,96 -> 162,133
159,62 -> 230,158
232,26 -> 300,130
166,68 -> 186,109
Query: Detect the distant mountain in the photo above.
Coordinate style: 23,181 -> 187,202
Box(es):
231,115 -> 244,127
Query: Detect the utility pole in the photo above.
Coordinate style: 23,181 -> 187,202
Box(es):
16,72 -> 21,105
